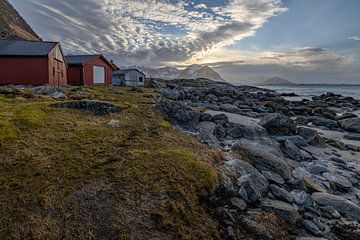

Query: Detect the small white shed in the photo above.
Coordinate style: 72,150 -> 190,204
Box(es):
112,69 -> 146,87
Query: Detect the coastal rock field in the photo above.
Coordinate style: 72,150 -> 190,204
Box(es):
153,78 -> 360,240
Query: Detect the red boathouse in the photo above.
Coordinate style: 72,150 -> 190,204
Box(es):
65,55 -> 114,85
0,39 -> 67,86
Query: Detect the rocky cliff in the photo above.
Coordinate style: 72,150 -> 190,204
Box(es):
0,0 -> 39,40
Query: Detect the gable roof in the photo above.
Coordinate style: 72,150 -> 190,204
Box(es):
0,39 -> 58,56
65,54 -> 115,69
114,68 -> 145,76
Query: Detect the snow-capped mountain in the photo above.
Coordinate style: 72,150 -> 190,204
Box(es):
134,64 -> 224,81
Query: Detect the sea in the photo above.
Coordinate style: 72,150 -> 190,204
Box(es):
259,85 -> 360,101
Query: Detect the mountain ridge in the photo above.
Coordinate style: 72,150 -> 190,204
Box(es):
134,64 -> 225,82
0,0 -> 40,40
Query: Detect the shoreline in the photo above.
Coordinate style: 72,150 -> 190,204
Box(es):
153,78 -> 360,239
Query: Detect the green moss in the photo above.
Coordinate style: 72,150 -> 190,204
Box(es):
14,106 -> 47,128
0,120 -> 18,144
0,86 -> 220,239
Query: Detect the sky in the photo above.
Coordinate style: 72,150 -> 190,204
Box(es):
9,0 -> 360,84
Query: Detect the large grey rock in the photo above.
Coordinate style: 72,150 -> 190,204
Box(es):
292,167 -> 311,180
220,103 -> 240,113
232,139 -> 291,180
308,116 -> 338,129
259,113 -> 295,135
269,184 -> 293,203
297,127 -> 324,146
226,159 -> 269,203
262,171 -> 285,185
284,139 -> 302,161
303,220 -> 322,236
323,173 -> 352,191
230,197 -> 247,211
291,190 -> 312,207
261,199 -> 300,225
156,99 -> 199,125
53,100 -> 122,115
303,177 -> 327,193
307,163 -> 329,175
312,192 -> 360,221
339,117 -> 360,133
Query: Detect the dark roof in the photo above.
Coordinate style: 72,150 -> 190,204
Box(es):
114,68 -> 145,76
65,55 -> 99,65
0,39 -> 58,56
65,54 -> 116,69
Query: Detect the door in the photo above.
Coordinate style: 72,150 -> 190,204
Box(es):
93,66 -> 105,84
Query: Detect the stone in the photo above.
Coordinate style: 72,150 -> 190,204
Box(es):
225,226 -> 236,240
199,112 -> 213,122
107,119 -> 120,127
239,186 -> 249,202
297,127 -> 324,146
307,163 -> 329,175
259,113 -> 295,135
303,220 -> 322,236
261,199 -> 300,225
261,171 -> 285,185
220,103 -> 240,113
292,167 -> 311,180
339,117 -> 360,133
291,190 -> 312,207
308,116 -> 338,129
344,133 -> 360,141
49,90 -> 67,99
269,184 -> 294,203
226,159 -> 269,203
335,112 -> 358,121
303,177 -> 327,193
323,173 -> 352,191
230,197 -> 247,211
312,192 -> 360,221
284,139 -> 302,161
214,125 -> 227,140
211,113 -> 229,125
53,100 -> 122,115
232,140 -> 291,180
319,206 -> 341,219
300,150 -> 314,162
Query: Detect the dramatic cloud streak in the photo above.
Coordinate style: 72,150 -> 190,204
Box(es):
10,0 -> 286,65
349,36 -> 360,41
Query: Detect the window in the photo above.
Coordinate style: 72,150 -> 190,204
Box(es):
139,77 -> 144,82
54,47 -> 63,62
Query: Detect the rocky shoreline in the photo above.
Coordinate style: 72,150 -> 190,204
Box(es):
151,78 -> 360,240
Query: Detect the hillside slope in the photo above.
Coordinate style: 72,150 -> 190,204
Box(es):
0,86 -> 221,239
0,0 -> 39,40
261,77 -> 295,86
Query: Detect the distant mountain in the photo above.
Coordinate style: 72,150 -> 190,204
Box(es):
261,77 -> 296,86
0,0 -> 40,40
137,64 -> 224,81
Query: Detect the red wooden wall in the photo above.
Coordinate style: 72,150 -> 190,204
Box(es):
0,57 -> 49,85
67,66 -> 82,85
48,46 -> 67,86
82,56 -> 113,85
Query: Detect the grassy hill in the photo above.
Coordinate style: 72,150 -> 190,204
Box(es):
0,86 -> 221,239
0,0 -> 40,40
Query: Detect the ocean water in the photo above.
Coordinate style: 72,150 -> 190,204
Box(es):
259,85 -> 360,100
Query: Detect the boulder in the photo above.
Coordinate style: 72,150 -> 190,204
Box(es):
53,100 -> 122,115
297,127 -> 324,146
284,139 -> 302,161
307,163 -> 329,175
211,113 -> 229,125
323,173 -> 352,191
308,116 -> 338,129
339,117 -> 360,133
230,197 -> 247,211
156,99 -> 199,126
303,220 -> 322,236
269,184 -> 293,203
291,190 -> 312,207
261,171 -> 285,185
232,140 -> 291,180
220,103 -> 240,113
226,159 -> 269,203
259,113 -> 295,135
261,199 -> 300,225
312,192 -> 360,221
303,177 -> 327,193
344,133 -> 360,141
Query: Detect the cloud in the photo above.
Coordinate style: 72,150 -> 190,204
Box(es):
349,36 -> 360,41
10,0 -> 286,66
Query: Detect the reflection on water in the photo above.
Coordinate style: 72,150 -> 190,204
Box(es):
259,85 -> 360,100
